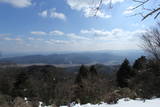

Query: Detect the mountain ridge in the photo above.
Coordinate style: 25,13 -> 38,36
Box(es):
0,51 -> 146,65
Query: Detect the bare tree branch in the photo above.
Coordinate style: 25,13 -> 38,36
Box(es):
92,0 -> 160,20
132,0 -> 160,20
141,23 -> 160,60
131,0 -> 149,10
142,7 -> 160,20
94,0 -> 112,17
154,11 -> 160,19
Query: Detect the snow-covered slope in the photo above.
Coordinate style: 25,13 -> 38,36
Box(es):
60,98 -> 160,107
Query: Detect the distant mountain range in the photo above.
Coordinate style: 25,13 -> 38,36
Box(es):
0,50 -> 146,65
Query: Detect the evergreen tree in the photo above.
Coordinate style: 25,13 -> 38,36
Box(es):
133,56 -> 147,70
116,58 -> 134,88
89,65 -> 98,76
75,65 -> 89,84
12,71 -> 28,97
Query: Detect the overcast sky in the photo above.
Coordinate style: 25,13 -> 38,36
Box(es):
0,0 -> 158,53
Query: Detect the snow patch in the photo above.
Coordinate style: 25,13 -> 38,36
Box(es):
60,98 -> 160,107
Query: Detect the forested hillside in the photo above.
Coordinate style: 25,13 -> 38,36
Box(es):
0,54 -> 160,107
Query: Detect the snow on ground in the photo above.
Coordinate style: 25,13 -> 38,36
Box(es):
60,98 -> 160,107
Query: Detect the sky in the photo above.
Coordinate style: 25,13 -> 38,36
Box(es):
0,0 -> 159,54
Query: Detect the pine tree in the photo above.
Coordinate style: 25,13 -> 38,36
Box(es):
116,58 -> 134,88
12,71 -> 28,97
89,65 -> 98,76
75,65 -> 89,84
133,56 -> 147,70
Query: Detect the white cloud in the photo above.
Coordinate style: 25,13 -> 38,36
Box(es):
30,30 -> 65,36
50,8 -> 66,20
67,33 -> 90,40
25,28 -> 146,51
50,39 -> 69,44
66,0 -> 124,18
80,28 -> 145,50
28,37 -> 43,41
67,0 -> 124,11
45,39 -> 69,45
30,30 -> 89,41
38,10 -> 48,17
49,30 -> 64,36
4,37 -> 22,41
44,28 -> 144,51
0,0 -> 32,8
30,31 -> 47,35
81,29 -> 111,36
95,11 -> 111,18
84,8 -> 111,18
28,37 -> 35,40
81,28 -> 145,42
1,28 -> 146,52
123,6 -> 134,15
39,8 -> 66,20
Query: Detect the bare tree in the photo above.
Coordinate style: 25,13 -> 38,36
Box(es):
141,23 -> 160,60
94,0 -> 160,20
131,0 -> 160,20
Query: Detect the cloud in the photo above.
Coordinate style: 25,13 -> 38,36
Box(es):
83,8 -> 111,18
28,37 -> 43,41
66,0 -> 124,18
30,30 -> 65,36
30,28 -> 145,45
30,30 -> 90,40
0,0 -> 32,8
81,28 -> 145,42
27,28 -> 146,51
28,37 -> 35,40
0,33 -> 10,36
39,8 -> 66,20
38,10 -> 48,17
30,31 -> 47,35
4,37 -> 22,41
49,30 -> 64,36
66,33 -> 90,40
45,39 -> 69,44
30,28 -> 145,47
95,11 -> 111,18
79,28 -> 146,50
81,29 -> 111,36
30,30 -> 90,41
1,28 -> 146,53
123,6 -> 134,15
50,8 -> 66,20
44,28 -> 144,51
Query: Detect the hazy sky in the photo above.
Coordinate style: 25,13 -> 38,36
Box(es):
0,0 -> 158,53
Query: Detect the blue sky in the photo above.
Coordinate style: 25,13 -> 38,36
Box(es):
0,0 -> 159,54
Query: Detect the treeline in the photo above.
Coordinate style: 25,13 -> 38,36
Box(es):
0,65 -> 76,106
0,55 -> 160,106
72,56 -> 160,104
117,56 -> 160,99
0,64 -> 117,106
